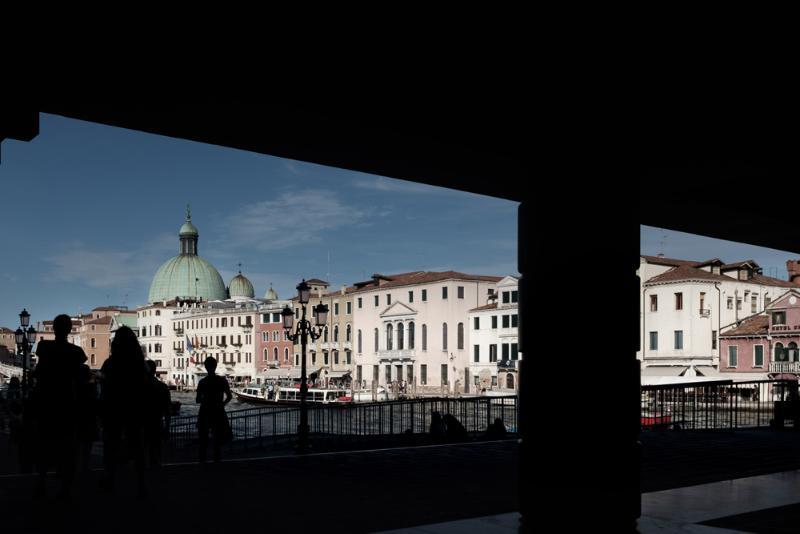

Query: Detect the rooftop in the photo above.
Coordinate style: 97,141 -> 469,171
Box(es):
720,314 -> 770,337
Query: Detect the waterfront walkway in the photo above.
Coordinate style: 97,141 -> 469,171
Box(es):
640,429 -> 800,532
0,437 -> 519,533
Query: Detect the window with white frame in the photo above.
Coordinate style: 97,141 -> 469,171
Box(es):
754,345 -> 764,367
728,345 -> 738,367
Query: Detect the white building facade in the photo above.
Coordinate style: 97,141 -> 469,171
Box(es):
468,276 -> 520,392
173,301 -> 258,387
351,272 -> 500,394
639,255 -> 797,379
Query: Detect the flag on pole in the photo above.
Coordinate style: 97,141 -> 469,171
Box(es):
186,335 -> 194,352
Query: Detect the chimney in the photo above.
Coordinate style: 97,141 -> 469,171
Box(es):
788,260 -> 800,284
341,285 -> 346,295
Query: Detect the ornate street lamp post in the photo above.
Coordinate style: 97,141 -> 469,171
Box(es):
14,308 -> 37,399
282,280 -> 328,454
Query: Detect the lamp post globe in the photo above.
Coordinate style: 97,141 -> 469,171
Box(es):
297,279 -> 311,305
19,308 -> 30,328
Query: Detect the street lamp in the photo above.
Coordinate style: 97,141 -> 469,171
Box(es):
282,279 -> 328,453
15,309 -> 37,399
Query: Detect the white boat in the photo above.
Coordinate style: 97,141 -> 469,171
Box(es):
350,386 -> 389,402
235,384 -> 390,404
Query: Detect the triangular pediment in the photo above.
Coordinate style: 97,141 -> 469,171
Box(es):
380,301 -> 417,318
497,275 -> 519,288
767,289 -> 800,310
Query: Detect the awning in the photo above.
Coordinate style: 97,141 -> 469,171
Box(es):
641,375 -> 732,386
641,366 -> 688,377
260,368 -> 316,379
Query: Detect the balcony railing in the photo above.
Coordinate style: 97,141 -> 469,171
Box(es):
174,327 -> 184,335
379,349 -> 415,361
699,309 -> 710,317
770,361 -> 800,373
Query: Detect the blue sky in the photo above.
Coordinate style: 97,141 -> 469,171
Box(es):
641,225 -> 800,279
0,114 -> 519,329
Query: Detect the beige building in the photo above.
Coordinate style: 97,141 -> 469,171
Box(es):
352,271 -> 501,395
290,279 -> 357,385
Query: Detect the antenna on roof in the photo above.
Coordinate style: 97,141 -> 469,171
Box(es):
657,229 -> 667,258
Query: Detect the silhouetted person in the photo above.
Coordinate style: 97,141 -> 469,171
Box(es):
443,413 -> 468,442
31,314 -> 87,499
196,357 -> 232,463
143,360 -> 171,468
76,364 -> 98,472
429,411 -> 445,441
486,417 -> 507,439
99,326 -> 147,497
7,376 -> 21,402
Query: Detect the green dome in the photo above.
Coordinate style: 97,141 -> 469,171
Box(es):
148,255 -> 228,303
148,208 -> 227,303
229,272 -> 255,299
264,286 -> 279,300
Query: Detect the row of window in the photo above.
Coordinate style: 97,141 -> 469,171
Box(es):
177,334 -> 253,350
649,330 -> 719,351
263,347 -> 291,362
727,342 -> 800,367
180,353 -> 253,366
354,364 -> 446,386
141,325 -> 162,337
352,322 -> 466,353
355,286 -> 494,309
262,331 -> 291,342
293,349 -> 353,367
138,310 -> 162,317
178,316 -> 253,330
650,293 -> 771,313
473,315 -> 518,330
473,343 -> 519,362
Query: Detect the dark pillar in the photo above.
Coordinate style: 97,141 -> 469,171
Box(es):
518,183 -> 640,531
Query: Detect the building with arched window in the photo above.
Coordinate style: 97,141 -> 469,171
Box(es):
351,271 -> 501,394
720,289 -> 800,381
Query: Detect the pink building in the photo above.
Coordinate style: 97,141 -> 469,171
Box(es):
720,289 -> 800,379
255,303 -> 293,383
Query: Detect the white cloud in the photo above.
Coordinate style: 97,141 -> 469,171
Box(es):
217,190 -> 366,251
351,176 -> 450,195
45,233 -> 176,290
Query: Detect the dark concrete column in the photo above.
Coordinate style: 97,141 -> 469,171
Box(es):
517,188 -> 640,531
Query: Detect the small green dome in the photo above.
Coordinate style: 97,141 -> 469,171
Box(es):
148,255 -> 228,303
229,272 -> 255,299
264,286 -> 279,300
179,220 -> 199,236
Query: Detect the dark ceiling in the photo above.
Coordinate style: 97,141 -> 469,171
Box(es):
37,106 -> 528,204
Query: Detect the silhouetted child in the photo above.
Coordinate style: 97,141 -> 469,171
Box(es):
443,413 -> 468,442
429,411 -> 445,441
143,360 -> 171,468
31,314 -> 87,499
196,357 -> 232,463
99,326 -> 147,498
486,417 -> 507,439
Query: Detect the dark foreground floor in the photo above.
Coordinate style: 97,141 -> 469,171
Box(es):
641,428 -> 800,492
0,440 -> 519,534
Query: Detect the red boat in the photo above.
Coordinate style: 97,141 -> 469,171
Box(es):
641,414 -> 671,426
